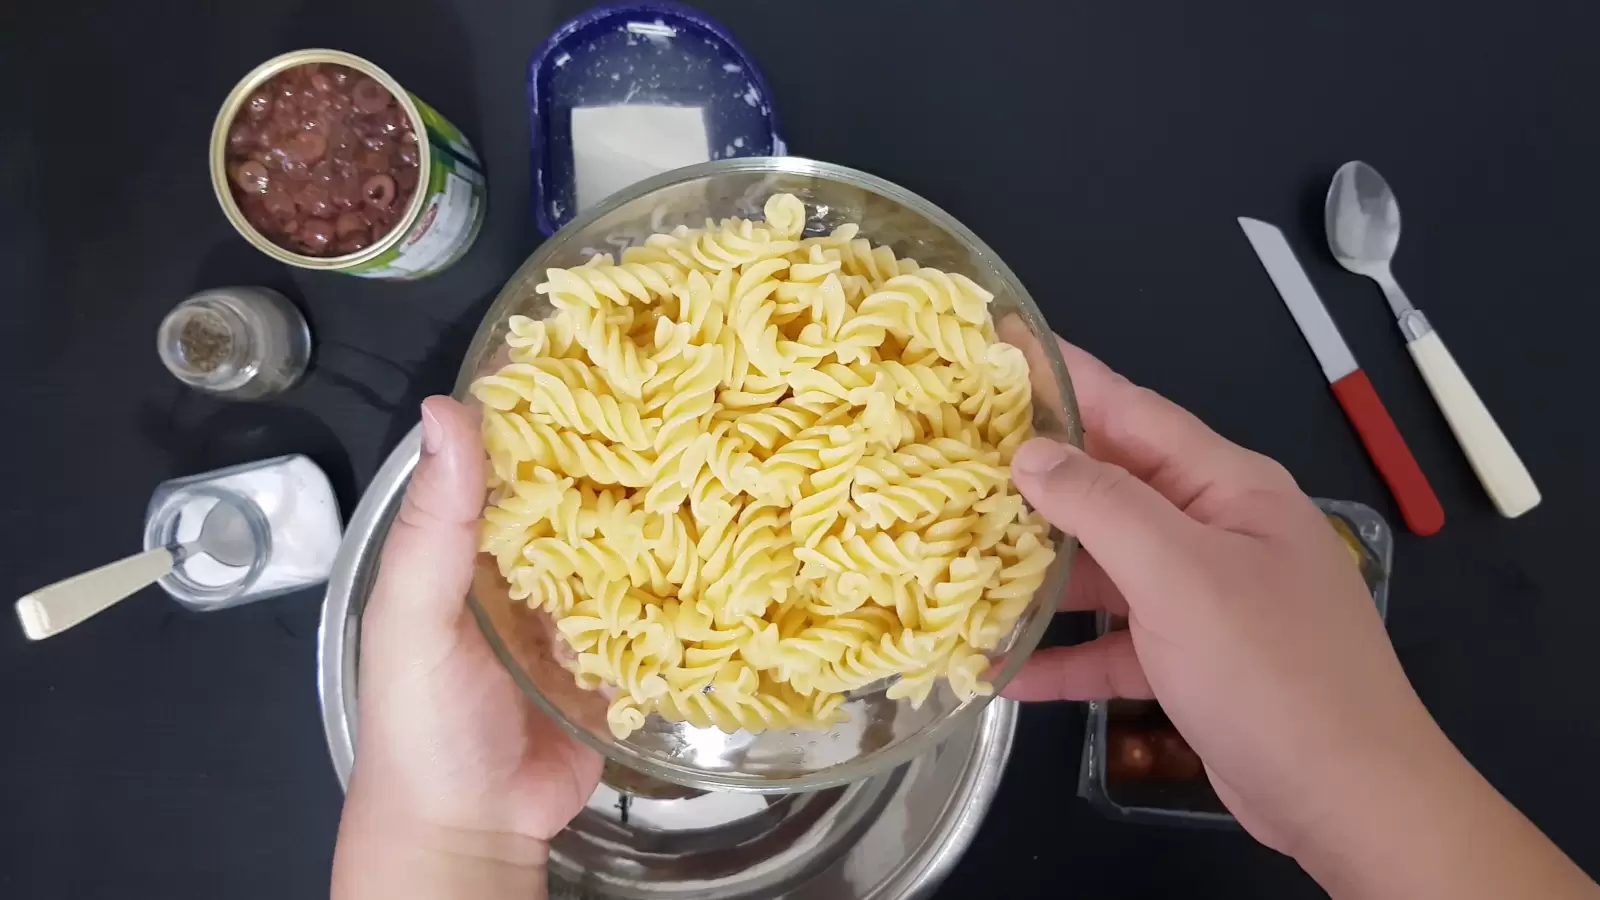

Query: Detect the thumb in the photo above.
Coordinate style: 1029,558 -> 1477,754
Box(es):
1011,437 -> 1208,594
368,396 -> 486,636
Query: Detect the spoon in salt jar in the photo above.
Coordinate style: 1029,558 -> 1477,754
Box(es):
15,500 -> 257,640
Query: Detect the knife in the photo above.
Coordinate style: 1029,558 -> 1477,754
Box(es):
1239,217 -> 1444,536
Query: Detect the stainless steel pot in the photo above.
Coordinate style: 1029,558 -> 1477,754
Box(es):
318,427 -> 1018,898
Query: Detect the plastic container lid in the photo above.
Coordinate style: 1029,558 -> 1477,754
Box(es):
526,2 -> 785,235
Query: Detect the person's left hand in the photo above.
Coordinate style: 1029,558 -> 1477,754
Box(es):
332,396 -> 601,897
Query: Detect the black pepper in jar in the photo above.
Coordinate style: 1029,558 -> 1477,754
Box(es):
178,311 -> 236,373
225,63 -> 421,257
158,288 -> 311,400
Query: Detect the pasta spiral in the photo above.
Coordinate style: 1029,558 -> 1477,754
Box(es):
538,260 -> 684,310
474,194 -> 1055,738
763,192 -> 807,241
471,361 -> 658,451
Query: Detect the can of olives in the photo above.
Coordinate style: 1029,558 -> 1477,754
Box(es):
210,49 -> 487,280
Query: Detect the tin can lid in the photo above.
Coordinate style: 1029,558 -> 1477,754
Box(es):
526,2 -> 785,235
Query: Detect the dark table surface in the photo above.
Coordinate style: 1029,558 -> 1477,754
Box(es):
4,1 -> 1598,897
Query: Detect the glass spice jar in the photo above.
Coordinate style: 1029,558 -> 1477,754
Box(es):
143,454 -> 342,610
157,287 -> 311,399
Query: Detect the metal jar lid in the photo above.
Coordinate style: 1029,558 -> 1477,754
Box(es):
318,426 -> 1018,898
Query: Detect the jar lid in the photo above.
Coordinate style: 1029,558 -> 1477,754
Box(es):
527,2 -> 785,235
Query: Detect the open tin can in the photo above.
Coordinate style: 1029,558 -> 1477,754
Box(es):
209,49 -> 487,280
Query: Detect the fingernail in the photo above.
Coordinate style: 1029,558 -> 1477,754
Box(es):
420,403 -> 443,456
1012,438 -> 1071,476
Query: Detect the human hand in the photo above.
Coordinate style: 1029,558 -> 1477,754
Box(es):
331,396 -> 600,899
1003,337 -> 1600,899
1002,335 -> 1442,852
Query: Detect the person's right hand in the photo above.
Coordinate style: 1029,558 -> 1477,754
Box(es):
1003,336 -> 1448,857
1001,335 -> 1600,899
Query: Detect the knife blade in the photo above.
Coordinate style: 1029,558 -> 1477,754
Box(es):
1239,217 -> 1444,536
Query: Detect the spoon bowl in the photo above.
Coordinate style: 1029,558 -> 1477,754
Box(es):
1326,160 -> 1405,280
194,499 -> 256,568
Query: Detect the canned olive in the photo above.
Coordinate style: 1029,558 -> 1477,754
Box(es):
210,48 -> 486,280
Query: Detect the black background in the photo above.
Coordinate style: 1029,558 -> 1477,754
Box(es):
3,1 -> 1598,897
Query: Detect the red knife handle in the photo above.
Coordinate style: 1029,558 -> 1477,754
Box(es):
1330,369 -> 1445,536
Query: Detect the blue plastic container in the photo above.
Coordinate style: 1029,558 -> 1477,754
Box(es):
526,2 -> 785,235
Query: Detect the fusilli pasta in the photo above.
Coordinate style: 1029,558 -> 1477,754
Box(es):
473,194 -> 1055,738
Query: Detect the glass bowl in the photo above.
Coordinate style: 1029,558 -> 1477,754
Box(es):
453,157 -> 1082,793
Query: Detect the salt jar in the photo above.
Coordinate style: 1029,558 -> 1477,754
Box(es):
157,287 -> 311,399
143,455 -> 341,610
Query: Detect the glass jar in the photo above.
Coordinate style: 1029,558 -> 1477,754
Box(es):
157,287 -> 311,399
143,455 -> 341,611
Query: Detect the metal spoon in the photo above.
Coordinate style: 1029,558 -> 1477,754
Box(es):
1325,161 -> 1540,518
15,500 -> 257,640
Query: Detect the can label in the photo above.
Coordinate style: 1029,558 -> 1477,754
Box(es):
347,96 -> 486,280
